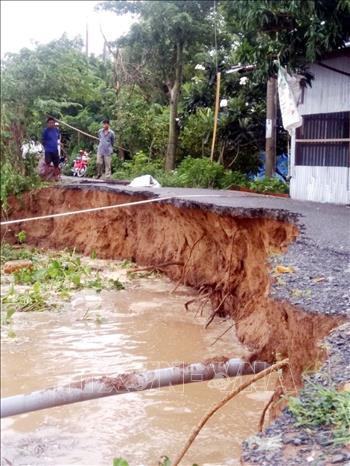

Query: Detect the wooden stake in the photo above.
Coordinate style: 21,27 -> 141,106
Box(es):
210,72 -> 221,161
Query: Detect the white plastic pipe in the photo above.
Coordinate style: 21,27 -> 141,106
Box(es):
1,359 -> 269,418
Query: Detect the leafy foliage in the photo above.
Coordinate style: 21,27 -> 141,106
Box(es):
0,245 -> 127,330
223,0 -> 350,77
0,158 -> 42,208
100,0 -> 215,169
15,231 -> 27,244
112,459 -> 129,466
173,156 -> 227,189
1,282 -> 52,313
288,385 -> 350,445
0,243 -> 36,263
110,153 -> 241,188
248,177 -> 289,194
13,254 -> 89,288
179,108 -> 213,158
1,1 -> 348,192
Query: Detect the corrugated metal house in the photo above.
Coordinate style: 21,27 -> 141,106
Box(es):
290,50 -> 350,204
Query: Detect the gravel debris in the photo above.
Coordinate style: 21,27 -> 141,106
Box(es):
242,322 -> 350,465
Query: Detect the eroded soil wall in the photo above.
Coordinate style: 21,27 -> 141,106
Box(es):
3,187 -> 342,408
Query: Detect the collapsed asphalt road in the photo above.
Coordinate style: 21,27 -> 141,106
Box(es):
3,178 -> 350,465
62,178 -> 350,317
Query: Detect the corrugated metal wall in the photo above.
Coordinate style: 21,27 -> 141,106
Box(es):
295,143 -> 349,167
299,57 -> 350,114
290,55 -> 350,204
290,166 -> 350,204
295,112 -> 349,166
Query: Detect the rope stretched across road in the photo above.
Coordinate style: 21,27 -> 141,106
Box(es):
0,194 -> 221,226
49,115 -> 129,152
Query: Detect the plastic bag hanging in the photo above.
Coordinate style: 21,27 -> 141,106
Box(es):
277,66 -> 303,133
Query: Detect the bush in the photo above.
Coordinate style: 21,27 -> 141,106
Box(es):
110,154 -> 251,190
222,170 -> 250,189
85,154 -> 97,178
112,151 -> 163,180
174,156 -> 225,188
62,154 -> 75,176
0,158 -> 42,209
248,177 -> 288,194
111,154 -> 123,174
167,157 -> 250,190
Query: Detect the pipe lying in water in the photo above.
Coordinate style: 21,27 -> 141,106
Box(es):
1,358 -> 270,418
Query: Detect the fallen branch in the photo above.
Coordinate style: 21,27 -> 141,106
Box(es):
128,262 -> 184,274
258,391 -> 275,432
172,358 -> 289,466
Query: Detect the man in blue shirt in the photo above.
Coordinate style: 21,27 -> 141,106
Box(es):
42,117 -> 60,177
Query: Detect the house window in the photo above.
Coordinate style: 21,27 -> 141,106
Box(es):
295,112 -> 350,167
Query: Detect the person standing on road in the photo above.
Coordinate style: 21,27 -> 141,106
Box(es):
97,119 -> 115,179
42,117 -> 61,179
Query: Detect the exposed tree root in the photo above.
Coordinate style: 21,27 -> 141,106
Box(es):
171,234 -> 205,293
194,295 -> 211,317
172,359 -> 289,466
210,323 -> 234,346
184,287 -> 211,314
205,292 -> 230,328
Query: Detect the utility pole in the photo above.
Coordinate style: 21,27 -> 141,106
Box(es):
265,76 -> 277,177
210,71 -> 221,161
102,42 -> 107,65
85,22 -> 89,58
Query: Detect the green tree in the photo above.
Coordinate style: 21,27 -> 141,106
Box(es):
1,35 -> 113,148
222,0 -> 350,76
220,0 -> 350,175
99,1 -> 215,170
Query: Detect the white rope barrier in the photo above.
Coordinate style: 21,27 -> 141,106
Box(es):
0,194 -> 221,226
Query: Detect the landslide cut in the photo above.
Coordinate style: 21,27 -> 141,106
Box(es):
3,186 -> 342,419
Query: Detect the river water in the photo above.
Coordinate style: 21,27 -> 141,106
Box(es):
1,263 -> 275,466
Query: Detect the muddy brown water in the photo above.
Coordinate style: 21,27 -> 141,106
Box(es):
1,265 -> 275,466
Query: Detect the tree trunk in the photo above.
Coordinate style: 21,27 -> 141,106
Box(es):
10,120 -> 25,174
265,76 -> 277,177
165,42 -> 183,171
118,147 -> 126,161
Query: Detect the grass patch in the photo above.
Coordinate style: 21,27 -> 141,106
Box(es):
288,384 -> 350,445
0,243 -> 36,263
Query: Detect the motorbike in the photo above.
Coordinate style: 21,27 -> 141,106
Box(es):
72,150 -> 89,177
